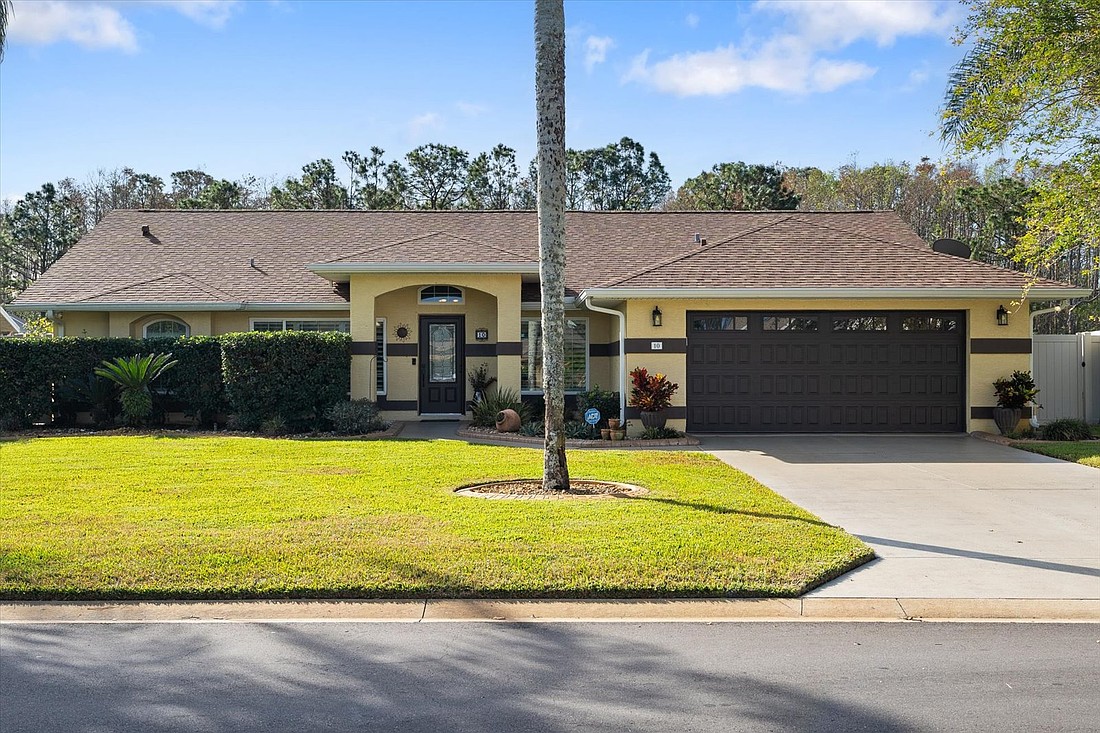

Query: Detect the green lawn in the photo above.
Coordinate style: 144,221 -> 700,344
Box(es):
0,435 -> 872,600
1011,440 -> 1100,468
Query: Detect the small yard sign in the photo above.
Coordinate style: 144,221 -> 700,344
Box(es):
583,408 -> 601,426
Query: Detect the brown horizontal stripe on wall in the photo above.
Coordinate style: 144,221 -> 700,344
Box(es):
624,338 -> 687,354
625,407 -> 687,420
971,406 -> 1032,419
387,343 -> 417,357
350,341 -> 376,356
496,341 -> 522,356
971,338 -> 1032,354
589,342 -> 618,357
466,343 -> 497,357
378,398 -> 417,411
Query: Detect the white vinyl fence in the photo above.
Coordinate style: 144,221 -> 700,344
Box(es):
1032,332 -> 1100,424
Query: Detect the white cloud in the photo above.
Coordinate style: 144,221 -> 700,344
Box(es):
904,64 -> 931,90
625,34 -> 875,96
584,35 -> 614,72
455,101 -> 487,118
408,112 -> 443,137
625,0 -> 954,96
154,1 -> 239,29
7,0 -> 240,52
9,1 -> 138,52
755,0 -> 958,47
685,13 -> 699,29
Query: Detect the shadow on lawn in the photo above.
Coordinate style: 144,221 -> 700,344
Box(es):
641,497 -> 835,528
2,622 -> 917,732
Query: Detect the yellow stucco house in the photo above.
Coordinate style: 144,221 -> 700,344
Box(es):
10,209 -> 1088,433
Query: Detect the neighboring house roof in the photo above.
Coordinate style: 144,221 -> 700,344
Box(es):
10,209 -> 1087,308
0,306 -> 26,334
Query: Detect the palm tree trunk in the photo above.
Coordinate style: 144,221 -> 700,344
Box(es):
535,0 -> 569,491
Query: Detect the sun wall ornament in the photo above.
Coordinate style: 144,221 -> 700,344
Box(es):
393,323 -> 411,341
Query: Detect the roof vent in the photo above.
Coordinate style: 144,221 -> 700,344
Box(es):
700,238 -> 707,246
141,225 -> 151,237
248,257 -> 256,268
932,238 -> 971,259
694,233 -> 702,244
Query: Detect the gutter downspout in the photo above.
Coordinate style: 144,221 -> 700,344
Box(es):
1029,302 -> 1067,428
581,296 -> 626,424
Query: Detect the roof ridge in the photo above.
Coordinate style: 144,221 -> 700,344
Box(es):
76,272 -> 235,303
326,229 -> 530,264
785,213 -> 929,252
75,273 -> 177,302
597,215 -> 795,288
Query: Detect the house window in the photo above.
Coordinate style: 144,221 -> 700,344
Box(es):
250,319 -> 351,333
521,318 -> 588,393
833,316 -> 887,332
375,319 -> 387,396
419,285 -> 464,304
143,319 -> 189,337
762,315 -> 819,332
692,316 -> 748,331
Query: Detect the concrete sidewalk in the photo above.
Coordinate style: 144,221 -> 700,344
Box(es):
3,598 -> 1098,623
704,435 -> 1100,600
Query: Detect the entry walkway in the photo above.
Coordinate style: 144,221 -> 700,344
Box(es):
703,435 -> 1100,599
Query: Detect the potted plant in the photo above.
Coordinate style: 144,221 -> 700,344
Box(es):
467,364 -> 497,405
629,367 -> 678,429
992,370 -> 1040,436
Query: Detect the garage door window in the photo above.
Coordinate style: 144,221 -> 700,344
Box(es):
833,316 -> 887,331
902,315 -> 960,332
692,316 -> 748,331
763,315 -> 819,331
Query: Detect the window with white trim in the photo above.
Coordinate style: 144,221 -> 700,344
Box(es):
375,319 -> 386,396
144,319 -> 189,337
419,285 -> 464,304
521,318 -> 588,393
250,319 -> 351,333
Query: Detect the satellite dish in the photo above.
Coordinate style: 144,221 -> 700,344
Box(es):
932,238 -> 971,259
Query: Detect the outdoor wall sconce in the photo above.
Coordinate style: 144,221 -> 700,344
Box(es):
652,306 -> 663,327
996,305 -> 1009,327
475,328 -> 489,341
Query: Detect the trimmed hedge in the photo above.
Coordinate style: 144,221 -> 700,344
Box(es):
220,331 -> 350,430
0,332 -> 348,430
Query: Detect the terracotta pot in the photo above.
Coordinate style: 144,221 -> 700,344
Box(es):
992,407 -> 1022,436
495,408 -> 521,432
610,429 -> 626,441
639,410 -> 667,429
607,418 -> 621,430
600,428 -> 611,440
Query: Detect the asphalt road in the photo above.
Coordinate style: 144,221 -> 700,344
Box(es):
2,622 -> 1097,732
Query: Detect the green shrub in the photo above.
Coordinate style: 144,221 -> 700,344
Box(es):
519,420 -> 595,439
260,415 -> 290,436
519,420 -> 543,437
993,370 -> 1039,409
325,399 -> 387,435
640,426 -> 685,440
470,387 -> 531,428
56,375 -> 119,427
577,385 -> 620,428
220,331 -> 350,430
153,336 -> 225,425
1040,418 -> 1094,441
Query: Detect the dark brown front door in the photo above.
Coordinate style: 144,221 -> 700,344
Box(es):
686,311 -> 966,433
419,315 -> 465,414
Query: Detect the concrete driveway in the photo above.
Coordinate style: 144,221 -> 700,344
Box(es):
704,435 -> 1100,599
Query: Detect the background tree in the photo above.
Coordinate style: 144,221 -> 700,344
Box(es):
177,179 -> 247,209
466,144 -> 520,209
942,0 -> 1099,325
1,184 -> 82,301
270,159 -> 349,209
343,148 -> 400,210
574,137 -> 671,210
535,0 -> 569,491
673,161 -> 798,210
397,143 -> 470,209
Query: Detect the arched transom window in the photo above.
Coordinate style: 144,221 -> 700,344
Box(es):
143,319 -> 190,337
419,285 -> 464,304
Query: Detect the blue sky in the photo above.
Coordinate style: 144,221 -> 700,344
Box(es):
1,0 -> 969,202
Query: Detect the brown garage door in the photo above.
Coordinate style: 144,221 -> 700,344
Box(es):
686,311 -> 965,433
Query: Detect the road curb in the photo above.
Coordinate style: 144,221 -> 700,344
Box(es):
2,597 -> 1097,623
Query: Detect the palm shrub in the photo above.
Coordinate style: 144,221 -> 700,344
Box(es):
94,353 -> 178,426
470,387 -> 531,428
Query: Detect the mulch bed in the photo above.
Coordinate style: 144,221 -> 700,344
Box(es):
455,479 -> 649,500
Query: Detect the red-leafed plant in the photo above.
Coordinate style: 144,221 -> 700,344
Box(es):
628,367 -> 678,411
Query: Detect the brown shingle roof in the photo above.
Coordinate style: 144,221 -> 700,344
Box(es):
11,209 -> 1079,306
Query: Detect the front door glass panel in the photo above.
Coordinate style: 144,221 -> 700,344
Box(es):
429,323 -> 456,382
